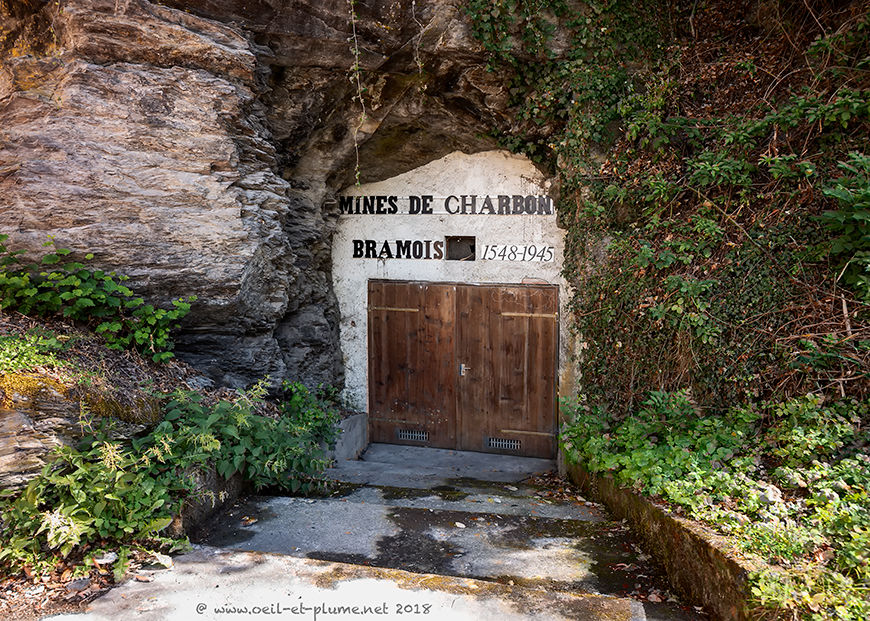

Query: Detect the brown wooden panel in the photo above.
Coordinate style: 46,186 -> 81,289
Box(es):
369,281 -> 414,444
458,284 -> 558,458
496,287 -> 530,428
423,284 -> 456,447
455,284 -> 488,452
367,281 -> 390,444
516,286 -> 558,458
368,281 -> 457,448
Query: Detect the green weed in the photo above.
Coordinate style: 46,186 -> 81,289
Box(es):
0,234 -> 194,362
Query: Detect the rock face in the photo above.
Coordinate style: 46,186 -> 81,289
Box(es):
0,0 -> 516,388
0,375 -> 83,489
0,373 -> 155,489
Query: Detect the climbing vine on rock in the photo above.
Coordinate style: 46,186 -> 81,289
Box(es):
467,1 -> 870,412
465,0 -> 668,169
347,0 -> 366,184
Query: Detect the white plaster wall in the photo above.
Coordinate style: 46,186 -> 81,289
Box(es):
332,150 -> 571,410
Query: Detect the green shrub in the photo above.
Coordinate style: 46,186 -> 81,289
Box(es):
751,567 -> 870,621
766,395 -> 864,467
688,151 -> 756,188
0,234 -> 194,362
151,382 -> 340,493
0,381 -> 342,575
0,329 -> 68,374
0,422 -> 185,574
819,152 -> 870,303
561,390 -> 761,496
561,391 -> 870,619
280,380 -> 342,450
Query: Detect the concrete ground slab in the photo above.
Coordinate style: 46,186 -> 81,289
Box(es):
326,443 -> 555,488
200,498 -> 621,591
49,445 -> 706,621
325,483 -> 602,520
190,444 -> 707,621
204,496 -> 401,558
48,546 -> 644,621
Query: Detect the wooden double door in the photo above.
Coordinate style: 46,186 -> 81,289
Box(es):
367,280 -> 558,458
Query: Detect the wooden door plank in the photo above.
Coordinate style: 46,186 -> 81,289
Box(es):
456,284 -> 487,452
399,282 -> 423,428
368,281 -> 388,443
369,281 -> 418,443
420,283 -> 456,448
405,282 -> 421,431
418,283 -> 434,443
494,287 -> 528,446
515,286 -> 557,457
368,280 -> 459,449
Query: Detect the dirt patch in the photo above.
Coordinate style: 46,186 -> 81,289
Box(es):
0,312 -> 201,415
0,548 -> 175,621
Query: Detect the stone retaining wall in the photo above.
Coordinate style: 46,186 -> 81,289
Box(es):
565,462 -> 763,621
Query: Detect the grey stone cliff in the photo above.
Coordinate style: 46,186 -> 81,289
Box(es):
0,0 -> 515,388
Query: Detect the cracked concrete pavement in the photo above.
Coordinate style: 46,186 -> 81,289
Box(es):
48,444 -> 705,621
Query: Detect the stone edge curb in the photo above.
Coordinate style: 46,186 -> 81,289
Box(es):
326,412 -> 368,462
565,461 -> 764,621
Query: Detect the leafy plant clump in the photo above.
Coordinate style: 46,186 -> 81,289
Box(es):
466,2 -> 869,412
0,426 -> 187,576
0,329 -> 67,374
464,0 -> 667,169
0,234 -> 194,362
153,381 -> 340,493
561,391 -> 870,619
564,8 -> 870,411
820,152 -> 870,303
0,381 -> 341,577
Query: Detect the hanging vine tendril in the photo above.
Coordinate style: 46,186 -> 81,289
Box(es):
347,0 -> 366,185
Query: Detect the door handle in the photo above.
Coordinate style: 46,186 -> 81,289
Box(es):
459,363 -> 471,376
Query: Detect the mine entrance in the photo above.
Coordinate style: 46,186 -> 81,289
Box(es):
367,280 -> 558,458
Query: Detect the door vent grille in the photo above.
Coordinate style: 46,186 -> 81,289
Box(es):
488,437 -> 521,451
397,429 -> 429,442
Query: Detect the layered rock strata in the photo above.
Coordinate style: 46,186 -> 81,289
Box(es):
0,0 -> 523,387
